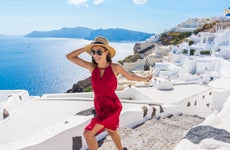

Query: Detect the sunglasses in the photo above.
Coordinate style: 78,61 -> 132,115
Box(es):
90,49 -> 106,56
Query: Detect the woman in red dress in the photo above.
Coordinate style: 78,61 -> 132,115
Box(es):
66,36 -> 152,150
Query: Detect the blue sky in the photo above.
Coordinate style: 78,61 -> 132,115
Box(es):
0,0 -> 229,35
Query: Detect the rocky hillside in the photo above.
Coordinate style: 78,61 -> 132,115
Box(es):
66,77 -> 92,93
159,21 -> 219,46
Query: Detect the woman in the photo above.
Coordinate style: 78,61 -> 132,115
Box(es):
66,36 -> 153,150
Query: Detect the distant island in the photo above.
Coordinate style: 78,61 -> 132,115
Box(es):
25,27 -> 154,42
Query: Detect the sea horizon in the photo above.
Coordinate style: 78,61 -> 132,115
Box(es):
0,36 -> 135,96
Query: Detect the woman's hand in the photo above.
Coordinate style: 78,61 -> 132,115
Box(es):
145,74 -> 153,82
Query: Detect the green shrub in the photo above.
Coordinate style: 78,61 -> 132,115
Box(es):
190,49 -> 196,55
84,86 -> 92,92
182,49 -> 188,54
200,50 -> 212,55
189,40 -> 194,46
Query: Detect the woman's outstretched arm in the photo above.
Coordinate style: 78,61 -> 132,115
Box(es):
113,63 -> 153,82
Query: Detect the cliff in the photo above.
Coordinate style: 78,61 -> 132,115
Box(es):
66,77 -> 92,93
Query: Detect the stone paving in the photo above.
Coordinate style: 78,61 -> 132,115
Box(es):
99,115 -> 204,150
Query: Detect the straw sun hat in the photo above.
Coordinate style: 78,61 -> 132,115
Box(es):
84,36 -> 116,58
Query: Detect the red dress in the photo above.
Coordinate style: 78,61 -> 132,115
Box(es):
85,64 -> 122,132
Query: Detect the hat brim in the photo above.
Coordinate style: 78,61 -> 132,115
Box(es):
84,43 -> 116,58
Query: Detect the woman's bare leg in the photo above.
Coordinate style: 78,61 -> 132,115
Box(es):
84,123 -> 104,150
107,129 -> 123,150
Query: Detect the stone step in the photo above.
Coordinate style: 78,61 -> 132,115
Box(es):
98,114 -> 204,150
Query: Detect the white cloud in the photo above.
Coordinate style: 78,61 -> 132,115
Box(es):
69,0 -> 88,7
68,0 -> 105,6
133,0 -> 147,5
94,0 -> 104,5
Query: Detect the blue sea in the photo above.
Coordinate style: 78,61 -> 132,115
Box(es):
0,36 -> 135,96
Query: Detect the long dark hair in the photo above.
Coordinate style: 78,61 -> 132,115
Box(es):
92,49 -> 112,65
